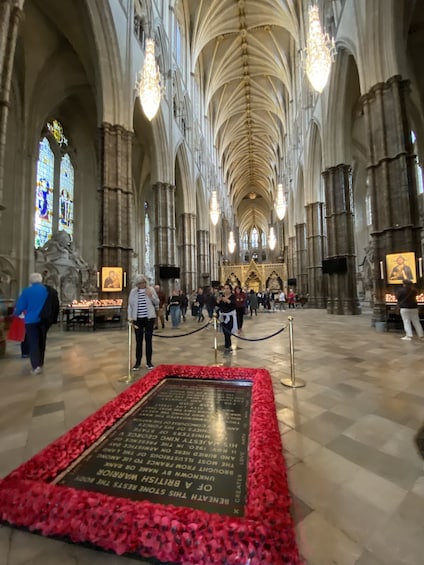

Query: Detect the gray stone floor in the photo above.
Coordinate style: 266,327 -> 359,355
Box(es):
0,307 -> 423,565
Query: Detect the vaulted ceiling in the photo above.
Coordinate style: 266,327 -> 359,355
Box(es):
185,0 -> 301,235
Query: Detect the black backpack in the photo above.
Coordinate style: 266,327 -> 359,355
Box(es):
39,285 -> 60,327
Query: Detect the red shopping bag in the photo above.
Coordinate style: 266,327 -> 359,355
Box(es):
7,316 -> 26,342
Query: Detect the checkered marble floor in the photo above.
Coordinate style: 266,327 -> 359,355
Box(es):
0,307 -> 423,565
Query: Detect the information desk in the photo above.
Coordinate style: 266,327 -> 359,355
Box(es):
62,306 -> 124,331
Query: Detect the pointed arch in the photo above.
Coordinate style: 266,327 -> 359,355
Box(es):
175,142 -> 194,215
305,120 -> 325,204
325,47 -> 361,166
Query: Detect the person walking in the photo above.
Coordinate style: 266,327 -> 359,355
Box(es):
287,289 -> 296,309
154,284 -> 166,329
278,290 -> 286,311
196,287 -> 206,322
168,289 -> 182,328
128,274 -> 159,370
14,272 -> 58,374
234,285 -> 246,332
396,279 -> 424,341
217,283 -> 237,353
205,288 -> 217,320
179,290 -> 188,321
248,289 -> 258,316
189,289 -> 198,318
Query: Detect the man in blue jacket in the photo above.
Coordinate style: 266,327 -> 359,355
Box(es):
15,273 -> 48,374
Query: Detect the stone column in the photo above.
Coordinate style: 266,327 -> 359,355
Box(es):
197,229 -> 210,287
153,181 -> 176,271
209,242 -> 217,282
295,222 -> 307,294
362,75 -> 422,323
323,164 -> 360,315
306,202 -> 327,308
179,212 -> 196,292
98,123 -> 133,284
287,236 -> 296,286
0,1 -> 23,214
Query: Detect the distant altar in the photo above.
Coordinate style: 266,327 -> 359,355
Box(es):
220,260 -> 288,292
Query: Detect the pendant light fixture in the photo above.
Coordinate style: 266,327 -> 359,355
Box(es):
139,38 -> 162,121
304,4 -> 336,93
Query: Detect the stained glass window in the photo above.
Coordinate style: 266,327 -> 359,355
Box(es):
59,154 -> 74,234
411,130 -> 423,195
34,121 -> 74,248
251,227 -> 259,248
365,194 -> 372,226
34,138 -> 54,248
144,201 -> 154,282
47,119 -> 68,147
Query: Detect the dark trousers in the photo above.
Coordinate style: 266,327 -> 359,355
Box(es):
222,318 -> 234,348
21,333 -> 30,356
197,306 -> 205,321
25,322 -> 47,369
134,317 -> 154,365
236,308 -> 244,330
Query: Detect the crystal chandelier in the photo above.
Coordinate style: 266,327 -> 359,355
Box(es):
304,5 -> 336,93
209,190 -> 220,225
139,38 -> 162,121
268,226 -> 276,251
228,231 -> 236,254
275,183 -> 287,220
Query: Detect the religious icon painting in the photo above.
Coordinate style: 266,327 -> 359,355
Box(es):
386,252 -> 416,284
102,267 -> 123,292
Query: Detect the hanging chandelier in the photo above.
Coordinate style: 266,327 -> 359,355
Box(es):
304,5 -> 336,93
209,190 -> 220,225
268,226 -> 276,251
275,183 -> 287,220
139,38 -> 162,121
228,231 -> 236,254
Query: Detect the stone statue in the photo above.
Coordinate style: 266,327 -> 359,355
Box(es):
36,231 -> 87,268
360,242 -> 375,291
35,231 -> 90,304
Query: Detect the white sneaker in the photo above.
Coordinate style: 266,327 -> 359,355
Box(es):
31,366 -> 42,374
401,336 -> 412,341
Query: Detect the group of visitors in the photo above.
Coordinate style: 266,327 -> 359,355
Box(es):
13,273 -> 60,374
19,272 -> 423,376
14,273 -> 307,371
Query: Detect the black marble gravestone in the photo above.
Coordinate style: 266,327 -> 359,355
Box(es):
58,377 -> 252,516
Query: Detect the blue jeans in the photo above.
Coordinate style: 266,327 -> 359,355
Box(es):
170,305 -> 181,328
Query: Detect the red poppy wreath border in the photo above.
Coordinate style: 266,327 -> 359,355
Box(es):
0,364 -> 302,565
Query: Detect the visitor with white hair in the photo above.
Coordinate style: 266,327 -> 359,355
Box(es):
127,274 -> 159,370
14,273 -> 49,374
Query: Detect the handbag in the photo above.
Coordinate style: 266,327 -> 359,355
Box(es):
7,316 -> 26,342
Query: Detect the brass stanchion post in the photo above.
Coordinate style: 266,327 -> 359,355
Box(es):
281,315 -> 305,388
118,321 -> 136,383
211,312 -> 222,366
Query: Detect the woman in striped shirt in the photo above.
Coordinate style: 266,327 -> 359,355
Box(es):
128,274 -> 159,370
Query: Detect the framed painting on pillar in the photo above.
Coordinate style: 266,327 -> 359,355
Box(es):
101,267 -> 123,292
386,252 -> 416,284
